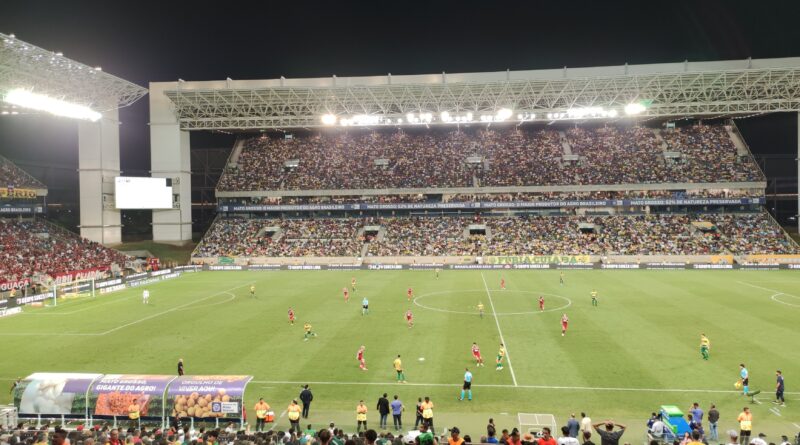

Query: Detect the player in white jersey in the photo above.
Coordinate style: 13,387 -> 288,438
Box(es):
142,289 -> 150,304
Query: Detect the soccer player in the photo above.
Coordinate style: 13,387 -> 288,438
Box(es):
407,287 -> 413,302
351,277 -> 357,291
471,343 -> 483,367
496,343 -> 506,371
405,309 -> 413,328
460,368 -> 473,401
357,345 -> 368,371
700,334 -> 711,360
539,296 -> 545,312
740,363 -> 750,395
362,297 -> 369,315
591,290 -> 598,307
477,302 -> 484,319
435,268 -> 440,279
177,358 -> 184,376
303,322 -> 317,341
500,277 -> 506,290
142,288 -> 150,304
774,370 -> 785,406
561,313 -> 569,336
559,271 -> 565,286
394,354 -> 406,383
250,285 -> 256,298
343,287 -> 349,303
288,307 -> 295,325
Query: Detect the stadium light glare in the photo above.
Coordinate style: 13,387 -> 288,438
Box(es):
440,111 -> 451,122
4,88 -> 102,121
321,113 -> 337,125
624,103 -> 647,115
496,108 -> 513,121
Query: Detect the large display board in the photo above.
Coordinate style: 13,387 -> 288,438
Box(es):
89,375 -> 176,418
166,375 -> 252,420
115,177 -> 172,209
15,373 -> 103,417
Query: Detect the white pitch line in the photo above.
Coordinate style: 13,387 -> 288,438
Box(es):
269,410 -> 288,431
480,272 -> 518,387
769,407 -> 781,417
98,282 -> 254,335
793,422 -> 800,429
244,379 -> 800,395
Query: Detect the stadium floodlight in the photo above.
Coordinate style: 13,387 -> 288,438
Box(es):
4,88 -> 102,121
321,113 -> 337,125
440,111 -> 452,122
465,112 -> 473,121
624,102 -> 647,115
496,108 -> 513,121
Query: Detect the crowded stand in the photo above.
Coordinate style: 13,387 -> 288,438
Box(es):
194,212 -> 796,259
0,218 -> 129,283
217,124 -> 763,192
0,155 -> 45,190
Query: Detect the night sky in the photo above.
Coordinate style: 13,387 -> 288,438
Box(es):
0,0 -> 799,226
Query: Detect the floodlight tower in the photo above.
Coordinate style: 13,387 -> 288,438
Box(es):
0,33 -> 148,244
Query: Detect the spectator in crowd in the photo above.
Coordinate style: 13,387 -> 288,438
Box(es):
537,428 -> 556,445
300,385 -> 313,419
558,426 -> 579,445
582,432 -> 595,445
390,396 -> 404,431
592,421 -> 626,445
708,405 -> 720,442
566,414 -> 580,438
377,394 -> 390,430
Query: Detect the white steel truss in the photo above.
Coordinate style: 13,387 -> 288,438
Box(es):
0,33 -> 148,112
162,58 -> 800,130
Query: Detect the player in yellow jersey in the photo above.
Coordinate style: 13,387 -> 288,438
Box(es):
393,354 -> 406,383
250,285 -> 256,298
496,343 -> 506,370
477,302 -> 484,319
700,333 -> 710,360
303,322 -> 317,341
591,290 -> 598,307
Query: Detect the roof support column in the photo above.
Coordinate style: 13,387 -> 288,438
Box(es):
150,82 -> 192,245
78,109 -> 122,245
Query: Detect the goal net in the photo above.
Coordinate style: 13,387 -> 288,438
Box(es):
50,278 -> 96,306
518,413 -> 557,436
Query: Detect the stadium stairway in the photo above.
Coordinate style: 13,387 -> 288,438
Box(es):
558,131 -> 573,155
726,126 -> 752,157
651,129 -> 669,150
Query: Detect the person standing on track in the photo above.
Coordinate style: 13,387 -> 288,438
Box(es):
299,385 -> 313,419
459,368 -> 473,401
177,358 -> 184,376
356,400 -> 368,432
737,407 -> 752,444
774,370 -> 785,406
287,400 -> 301,432
254,398 -> 270,432
377,393 -> 390,430
739,364 -> 750,395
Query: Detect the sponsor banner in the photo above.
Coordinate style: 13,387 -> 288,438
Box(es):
218,256 -> 235,265
287,265 -> 323,270
0,205 -> 45,214
407,264 -> 445,270
449,264 -> 508,270
247,264 -> 282,270
16,373 -> 103,416
0,278 -> 31,292
99,284 -> 126,294
642,263 -> 688,269
738,264 -> 781,270
126,272 -> 149,281
166,376 -> 252,420
53,267 -> 109,286
326,264 -> 362,270
90,375 -> 176,418
512,264 -> 552,269
0,188 -> 37,199
367,264 -> 403,270
601,263 -> 642,269
786,264 -> 800,269
174,265 -> 202,272
0,307 -> 21,318
693,264 -> 734,269
207,265 -> 243,271
744,254 -> 800,264
15,292 -> 53,305
150,269 -> 174,277
219,197 -> 765,213
487,255 -> 592,265
555,263 -> 596,269
95,278 -> 123,289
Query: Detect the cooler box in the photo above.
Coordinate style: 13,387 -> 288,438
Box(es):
660,405 -> 690,436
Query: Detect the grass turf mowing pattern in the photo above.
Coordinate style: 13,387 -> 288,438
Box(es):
0,270 -> 798,438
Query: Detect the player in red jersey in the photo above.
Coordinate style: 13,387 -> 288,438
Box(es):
407,287 -> 413,302
539,296 -> 545,312
351,277 -> 357,291
471,342 -> 484,366
357,345 -> 367,370
500,277 -> 506,290
561,313 -> 569,336
288,307 -> 295,325
405,309 -> 413,328
343,287 -> 349,302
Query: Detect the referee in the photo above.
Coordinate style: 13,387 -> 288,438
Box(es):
459,368 -> 473,401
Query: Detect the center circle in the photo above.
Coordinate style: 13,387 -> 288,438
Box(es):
772,293 -> 800,308
413,289 -> 572,316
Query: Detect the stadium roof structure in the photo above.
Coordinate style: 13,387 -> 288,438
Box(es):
158,57 -> 800,130
0,33 -> 148,113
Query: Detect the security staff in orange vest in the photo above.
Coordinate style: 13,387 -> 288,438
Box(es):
287,400 -> 302,433
254,398 -> 271,432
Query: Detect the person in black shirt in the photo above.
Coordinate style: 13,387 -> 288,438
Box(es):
299,385 -> 313,418
582,431 -> 595,445
177,359 -> 184,376
377,393 -> 390,430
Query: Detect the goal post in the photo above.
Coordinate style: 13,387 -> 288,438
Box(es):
518,413 -> 557,436
51,277 -> 96,306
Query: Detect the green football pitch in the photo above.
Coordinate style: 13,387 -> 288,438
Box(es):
1,269 -> 798,440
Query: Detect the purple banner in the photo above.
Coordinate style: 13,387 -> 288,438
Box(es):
16,373 -> 102,416
90,375 -> 175,417
166,375 -> 252,419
